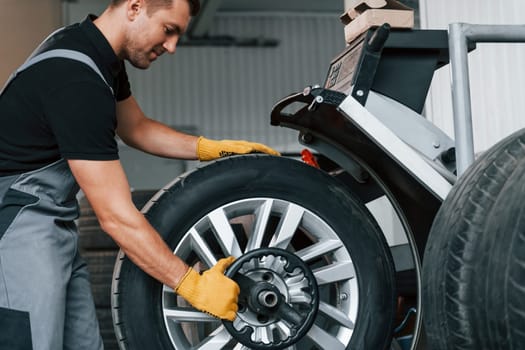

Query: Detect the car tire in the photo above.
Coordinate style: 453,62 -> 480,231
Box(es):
422,128 -> 525,349
112,155 -> 397,350
468,151 -> 525,349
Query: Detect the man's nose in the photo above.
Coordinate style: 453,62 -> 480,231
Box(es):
163,37 -> 179,54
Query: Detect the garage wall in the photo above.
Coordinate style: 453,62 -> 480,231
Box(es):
129,13 -> 345,151
420,0 -> 525,153
0,0 -> 62,86
64,2 -> 346,152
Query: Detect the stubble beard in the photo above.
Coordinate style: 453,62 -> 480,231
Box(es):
123,33 -> 153,70
126,49 -> 152,69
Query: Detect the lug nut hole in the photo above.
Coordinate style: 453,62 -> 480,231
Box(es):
257,315 -> 269,324
238,303 -> 246,312
262,272 -> 273,282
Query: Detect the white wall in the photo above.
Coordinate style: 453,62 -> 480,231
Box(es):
420,0 -> 525,153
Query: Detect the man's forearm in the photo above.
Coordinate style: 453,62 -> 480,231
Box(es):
100,209 -> 189,289
68,159 -> 189,288
116,95 -> 199,159
120,116 -> 199,160
115,96 -> 279,161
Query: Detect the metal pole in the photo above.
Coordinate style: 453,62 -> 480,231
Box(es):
449,23 -> 473,176
448,23 -> 525,177
464,24 -> 525,42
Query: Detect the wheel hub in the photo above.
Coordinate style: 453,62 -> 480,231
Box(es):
223,248 -> 319,350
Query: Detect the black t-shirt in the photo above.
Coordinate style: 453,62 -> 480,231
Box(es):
0,15 -> 131,176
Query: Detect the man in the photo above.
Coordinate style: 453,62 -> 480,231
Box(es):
0,0 -> 279,349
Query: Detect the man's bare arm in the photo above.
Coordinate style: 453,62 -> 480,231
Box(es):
68,159 -> 188,288
115,95 -> 280,161
115,96 -> 199,159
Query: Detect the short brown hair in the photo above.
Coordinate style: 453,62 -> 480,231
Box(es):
110,0 -> 200,16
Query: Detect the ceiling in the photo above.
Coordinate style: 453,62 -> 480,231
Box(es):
188,0 -> 345,37
217,0 -> 345,14
187,0 -> 418,37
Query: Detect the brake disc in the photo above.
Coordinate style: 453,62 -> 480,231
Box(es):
224,248 -> 319,349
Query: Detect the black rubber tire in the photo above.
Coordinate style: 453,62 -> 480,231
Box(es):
469,154 -> 525,350
422,128 -> 525,350
112,155 -> 397,350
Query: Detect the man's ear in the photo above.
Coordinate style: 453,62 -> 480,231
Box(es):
126,0 -> 144,20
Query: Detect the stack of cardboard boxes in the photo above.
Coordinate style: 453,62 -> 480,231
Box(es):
341,0 -> 414,43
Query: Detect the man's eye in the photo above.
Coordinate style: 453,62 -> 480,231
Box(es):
165,27 -> 179,35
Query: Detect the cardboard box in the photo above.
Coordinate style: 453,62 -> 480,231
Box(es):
341,0 -> 414,44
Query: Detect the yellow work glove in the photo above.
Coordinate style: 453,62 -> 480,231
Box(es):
175,256 -> 240,321
197,136 -> 281,161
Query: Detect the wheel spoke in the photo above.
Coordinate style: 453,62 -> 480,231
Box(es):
164,198 -> 361,349
269,203 -> 304,249
164,307 -> 217,322
319,301 -> 355,329
295,239 -> 343,262
187,228 -> 217,267
208,208 -> 243,257
306,324 -> 346,350
194,326 -> 232,350
313,261 -> 355,285
245,199 -> 274,252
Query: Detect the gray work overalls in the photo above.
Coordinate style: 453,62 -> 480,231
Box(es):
0,42 -> 113,350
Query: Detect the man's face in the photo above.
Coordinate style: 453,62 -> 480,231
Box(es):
124,0 -> 191,69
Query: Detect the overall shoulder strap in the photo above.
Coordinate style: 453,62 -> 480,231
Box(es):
15,49 -> 114,95
1,30 -> 114,96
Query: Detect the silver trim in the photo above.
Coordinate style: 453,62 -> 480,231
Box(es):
365,91 -> 456,164
338,95 -> 452,200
